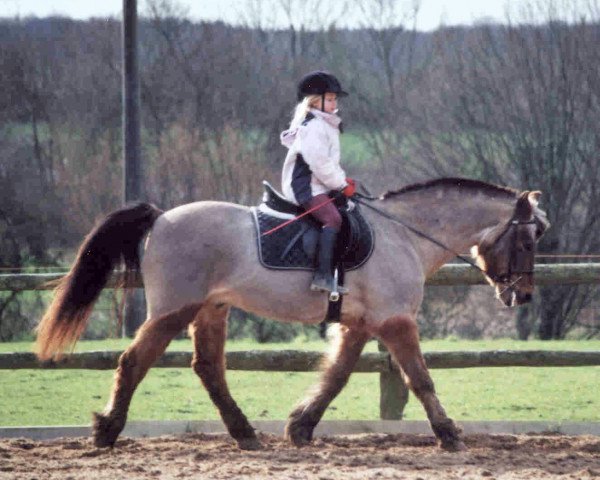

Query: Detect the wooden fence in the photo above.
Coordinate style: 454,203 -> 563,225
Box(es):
1,263 -> 599,419
2,263 -> 600,291
2,348 -> 600,420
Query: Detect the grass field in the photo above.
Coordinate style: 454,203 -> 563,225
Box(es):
1,338 -> 600,426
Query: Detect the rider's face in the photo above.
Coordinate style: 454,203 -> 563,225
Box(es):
322,93 -> 338,114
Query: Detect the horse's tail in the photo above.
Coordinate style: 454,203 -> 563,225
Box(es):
36,202 -> 164,361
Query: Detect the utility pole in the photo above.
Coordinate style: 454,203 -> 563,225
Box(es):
122,0 -> 145,337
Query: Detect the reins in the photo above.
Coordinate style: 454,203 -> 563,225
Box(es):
353,191 -> 535,292
352,192 -> 488,276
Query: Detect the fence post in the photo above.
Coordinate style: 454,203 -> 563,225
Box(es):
378,341 -> 409,420
122,0 -> 145,337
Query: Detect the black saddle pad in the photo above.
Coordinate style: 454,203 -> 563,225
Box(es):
252,204 -> 375,271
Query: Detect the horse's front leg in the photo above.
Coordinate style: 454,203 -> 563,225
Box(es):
190,304 -> 260,450
285,324 -> 370,446
93,303 -> 202,448
376,315 -> 466,452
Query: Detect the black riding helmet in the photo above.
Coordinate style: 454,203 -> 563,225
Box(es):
296,71 -> 349,102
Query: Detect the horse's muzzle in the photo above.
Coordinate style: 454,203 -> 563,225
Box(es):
515,291 -> 533,305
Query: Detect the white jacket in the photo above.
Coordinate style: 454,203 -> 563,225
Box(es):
280,109 -> 347,205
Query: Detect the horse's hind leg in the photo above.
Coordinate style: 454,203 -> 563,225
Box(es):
376,315 -> 465,452
93,303 -> 202,448
285,325 -> 370,446
190,304 -> 259,450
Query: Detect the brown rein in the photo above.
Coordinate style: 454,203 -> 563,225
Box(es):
353,194 -> 536,289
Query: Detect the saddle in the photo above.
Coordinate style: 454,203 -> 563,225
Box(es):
252,181 -> 375,272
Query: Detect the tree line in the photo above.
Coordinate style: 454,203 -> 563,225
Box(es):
1,0 -> 599,340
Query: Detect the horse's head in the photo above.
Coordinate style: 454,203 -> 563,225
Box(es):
472,191 -> 550,306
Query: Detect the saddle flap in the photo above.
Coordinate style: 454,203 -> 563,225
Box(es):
252,204 -> 374,272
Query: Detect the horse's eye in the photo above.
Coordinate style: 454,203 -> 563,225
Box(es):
523,242 -> 534,252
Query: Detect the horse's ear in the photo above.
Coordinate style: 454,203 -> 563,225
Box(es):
528,191 -> 542,206
515,191 -> 533,219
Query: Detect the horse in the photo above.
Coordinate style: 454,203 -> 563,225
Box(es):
35,177 -> 549,452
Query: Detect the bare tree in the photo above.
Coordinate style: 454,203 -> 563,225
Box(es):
415,3 -> 600,338
141,1 -> 276,206
328,0 -> 432,187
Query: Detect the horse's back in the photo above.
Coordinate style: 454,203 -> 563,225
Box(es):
142,200 -> 255,316
148,200 -> 253,250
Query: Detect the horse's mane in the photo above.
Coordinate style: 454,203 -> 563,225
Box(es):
381,177 -> 518,201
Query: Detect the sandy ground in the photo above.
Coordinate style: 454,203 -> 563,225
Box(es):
1,432 -> 599,480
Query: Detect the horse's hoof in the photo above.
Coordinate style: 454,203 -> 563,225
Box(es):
440,439 -> 467,452
289,436 -> 311,447
93,436 -> 116,449
432,419 -> 464,452
284,423 -> 313,447
92,412 -> 123,449
237,437 -> 262,451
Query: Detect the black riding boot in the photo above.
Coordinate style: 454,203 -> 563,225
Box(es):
310,227 -> 338,293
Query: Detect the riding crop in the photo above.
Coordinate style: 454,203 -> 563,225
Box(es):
261,196 -> 337,237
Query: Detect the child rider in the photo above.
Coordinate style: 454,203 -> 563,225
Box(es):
280,71 -> 356,293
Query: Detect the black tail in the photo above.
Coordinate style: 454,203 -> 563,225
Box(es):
36,203 -> 163,360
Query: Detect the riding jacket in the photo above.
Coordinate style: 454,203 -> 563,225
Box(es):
280,109 -> 347,205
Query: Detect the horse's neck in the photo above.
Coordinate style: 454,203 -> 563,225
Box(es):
384,192 -> 515,276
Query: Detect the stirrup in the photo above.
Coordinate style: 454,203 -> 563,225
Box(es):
310,282 -> 348,295
332,268 -> 349,296
310,269 -> 349,302
332,268 -> 350,294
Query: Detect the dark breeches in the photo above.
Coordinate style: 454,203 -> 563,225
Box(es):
302,193 -> 342,231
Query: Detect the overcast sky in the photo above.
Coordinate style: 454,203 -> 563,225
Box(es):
0,0 -> 591,31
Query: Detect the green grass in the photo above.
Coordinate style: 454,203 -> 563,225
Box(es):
1,338 -> 599,426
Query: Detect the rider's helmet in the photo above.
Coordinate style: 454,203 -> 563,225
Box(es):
296,71 -> 348,102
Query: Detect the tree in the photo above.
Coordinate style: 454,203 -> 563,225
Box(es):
324,0 -> 434,188
414,4 -> 600,338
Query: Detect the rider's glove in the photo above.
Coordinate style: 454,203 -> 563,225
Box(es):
342,178 -> 356,197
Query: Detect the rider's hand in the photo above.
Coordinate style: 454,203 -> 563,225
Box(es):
342,178 -> 356,197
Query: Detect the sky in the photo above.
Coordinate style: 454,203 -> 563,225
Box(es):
0,0 -> 590,31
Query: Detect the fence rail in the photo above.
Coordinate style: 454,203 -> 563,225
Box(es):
1,263 -> 600,291
2,349 -> 600,371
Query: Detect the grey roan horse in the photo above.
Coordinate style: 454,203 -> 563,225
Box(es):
36,178 -> 549,452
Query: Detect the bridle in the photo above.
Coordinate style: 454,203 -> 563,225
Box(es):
494,219 -> 538,282
353,193 -> 538,291
490,219 -> 538,296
